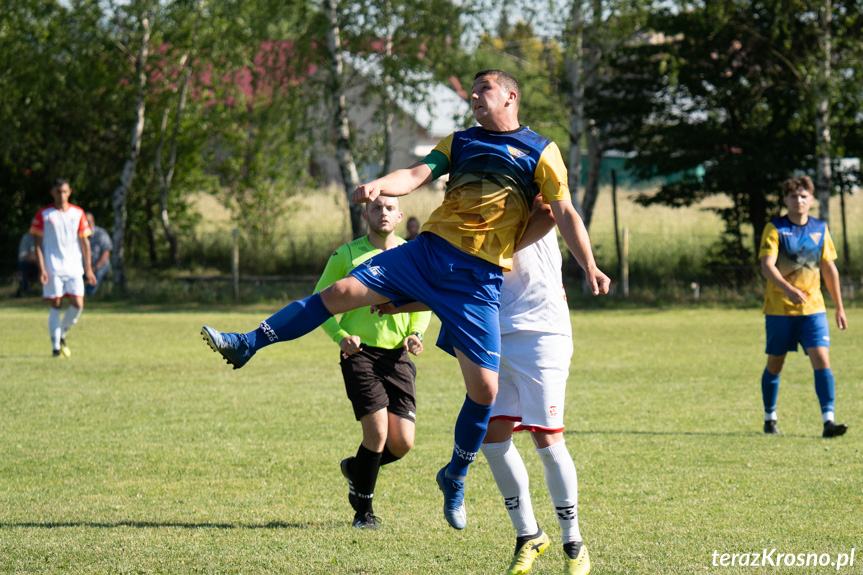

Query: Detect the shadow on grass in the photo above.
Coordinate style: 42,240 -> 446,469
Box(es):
565,429 -> 815,439
0,520 -> 338,530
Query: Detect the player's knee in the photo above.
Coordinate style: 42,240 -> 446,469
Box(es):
389,438 -> 413,458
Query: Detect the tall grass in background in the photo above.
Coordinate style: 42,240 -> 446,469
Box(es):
170,183 -> 862,304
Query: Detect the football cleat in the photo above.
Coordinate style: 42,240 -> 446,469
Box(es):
436,466 -> 466,530
59,338 -> 71,358
340,457 -> 359,512
52,349 -> 62,358
563,541 -> 591,575
823,421 -> 848,438
201,326 -> 255,369
506,528 -> 550,575
352,511 -> 381,530
763,420 -> 780,435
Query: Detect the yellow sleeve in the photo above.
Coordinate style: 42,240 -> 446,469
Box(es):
758,222 -> 779,259
822,225 -> 838,262
534,143 -> 571,203
432,133 -> 454,161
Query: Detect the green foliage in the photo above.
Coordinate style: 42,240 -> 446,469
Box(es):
0,0 -> 133,265
625,1 -> 863,267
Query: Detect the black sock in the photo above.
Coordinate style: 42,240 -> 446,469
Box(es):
353,445 -> 382,513
379,445 -> 402,466
563,540 -> 583,559
515,528 -> 544,553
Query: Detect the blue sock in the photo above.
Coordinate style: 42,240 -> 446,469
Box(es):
814,368 -> 835,414
761,369 -> 780,415
447,394 -> 492,479
245,293 -> 332,352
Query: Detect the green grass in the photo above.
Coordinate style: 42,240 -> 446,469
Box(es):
1,304 -> 862,574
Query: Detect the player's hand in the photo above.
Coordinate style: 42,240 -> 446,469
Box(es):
586,267 -> 611,295
85,270 -> 97,286
370,302 -> 399,316
40,270 -> 49,285
339,335 -> 364,358
352,182 -> 381,204
784,286 -> 807,305
403,334 -> 423,356
836,309 -> 848,330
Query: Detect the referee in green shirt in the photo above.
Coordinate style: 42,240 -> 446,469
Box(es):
315,196 -> 431,529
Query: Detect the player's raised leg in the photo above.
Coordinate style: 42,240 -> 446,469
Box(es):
201,276 -> 389,369
437,351 -> 497,530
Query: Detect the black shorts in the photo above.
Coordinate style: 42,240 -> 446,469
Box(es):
340,346 -> 417,423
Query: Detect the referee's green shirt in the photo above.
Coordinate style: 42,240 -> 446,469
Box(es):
314,235 -> 431,349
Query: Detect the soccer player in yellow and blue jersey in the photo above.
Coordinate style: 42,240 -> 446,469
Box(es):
758,176 -> 848,438
202,69 -> 610,530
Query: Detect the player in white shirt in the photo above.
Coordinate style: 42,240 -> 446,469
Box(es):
30,179 -> 96,357
481,203 -> 590,575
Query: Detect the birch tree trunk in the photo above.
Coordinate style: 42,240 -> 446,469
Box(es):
564,0 -> 584,219
579,0 -> 603,230
564,0 -> 586,280
323,0 -> 365,239
111,13 -> 150,290
155,0 -> 202,266
815,0 -> 832,224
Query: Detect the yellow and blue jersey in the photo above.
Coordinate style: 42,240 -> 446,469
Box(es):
758,215 -> 837,316
420,126 -> 570,271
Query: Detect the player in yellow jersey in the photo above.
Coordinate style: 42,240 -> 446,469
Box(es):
202,70 -> 610,530
758,176 -> 848,438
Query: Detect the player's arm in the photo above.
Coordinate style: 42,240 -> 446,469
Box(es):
516,196 -> 556,251
372,301 -> 431,315
353,162 -> 434,204
95,244 -> 111,270
33,233 -> 48,285
80,236 -> 96,285
759,254 -> 806,304
550,200 -> 610,296
403,309 -> 431,356
821,259 -> 846,329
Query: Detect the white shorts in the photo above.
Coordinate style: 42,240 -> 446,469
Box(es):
43,274 -> 85,300
491,331 -> 573,433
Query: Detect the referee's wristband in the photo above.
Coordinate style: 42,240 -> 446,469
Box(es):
410,331 -> 423,341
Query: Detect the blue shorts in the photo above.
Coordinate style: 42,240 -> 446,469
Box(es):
349,232 -> 503,371
765,313 -> 831,356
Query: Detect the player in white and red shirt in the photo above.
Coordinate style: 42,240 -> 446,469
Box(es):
30,179 -> 96,357
480,202 -> 590,575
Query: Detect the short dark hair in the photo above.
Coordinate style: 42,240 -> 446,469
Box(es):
782,175 -> 814,196
52,178 -> 69,189
474,69 -> 521,101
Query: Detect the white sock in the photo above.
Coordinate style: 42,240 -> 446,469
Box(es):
61,305 -> 82,337
765,411 -> 777,422
537,439 -> 582,543
49,307 -> 62,350
823,411 -> 835,424
481,439 -> 538,537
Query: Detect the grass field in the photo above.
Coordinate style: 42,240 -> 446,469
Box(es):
1,303 -> 862,574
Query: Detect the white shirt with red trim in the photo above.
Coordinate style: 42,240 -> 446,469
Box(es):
30,204 -> 91,277
499,230 -> 572,337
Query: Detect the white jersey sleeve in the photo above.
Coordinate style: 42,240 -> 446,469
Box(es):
498,230 -> 572,336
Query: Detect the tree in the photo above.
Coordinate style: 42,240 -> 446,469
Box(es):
322,0 -> 364,239
111,6 -> 152,290
626,2 -> 824,268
